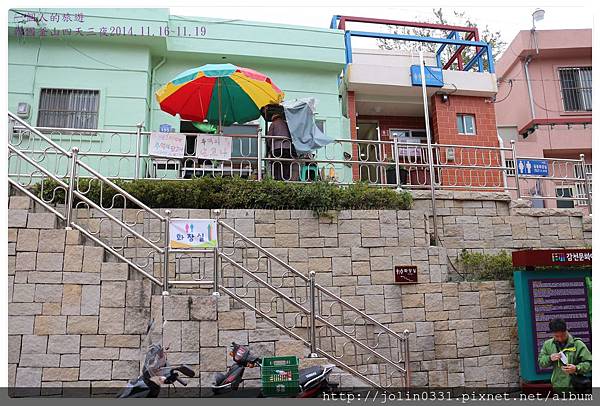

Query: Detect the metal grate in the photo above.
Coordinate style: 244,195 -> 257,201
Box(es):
574,163 -> 593,206
37,88 -> 100,129
559,67 -> 592,112
505,159 -> 515,176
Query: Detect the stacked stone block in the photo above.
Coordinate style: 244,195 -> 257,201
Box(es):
8,189 -> 592,391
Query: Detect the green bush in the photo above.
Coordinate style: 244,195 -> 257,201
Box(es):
32,177 -> 413,213
456,249 -> 515,281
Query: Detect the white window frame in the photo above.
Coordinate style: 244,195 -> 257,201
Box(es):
389,129 -> 426,140
456,114 -> 476,135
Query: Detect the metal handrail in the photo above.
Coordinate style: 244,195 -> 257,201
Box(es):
7,145 -> 163,285
8,113 -> 168,288
9,111 -> 72,157
216,217 -> 410,388
75,159 -> 164,221
217,252 -> 407,388
315,282 -> 408,343
218,220 -> 309,282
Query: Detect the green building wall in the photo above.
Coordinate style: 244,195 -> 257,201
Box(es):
8,8 -> 350,181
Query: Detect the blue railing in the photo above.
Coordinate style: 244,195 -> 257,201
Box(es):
331,15 -> 494,74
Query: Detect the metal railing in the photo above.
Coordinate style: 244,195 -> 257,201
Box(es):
9,112 -> 593,220
8,111 -> 214,294
329,15 -> 494,73
214,217 -> 410,388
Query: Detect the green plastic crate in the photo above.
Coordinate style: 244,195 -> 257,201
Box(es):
261,356 -> 300,397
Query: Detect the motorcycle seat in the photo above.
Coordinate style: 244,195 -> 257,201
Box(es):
298,365 -> 324,387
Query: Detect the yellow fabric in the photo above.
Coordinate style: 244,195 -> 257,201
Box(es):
155,72 -> 205,103
229,72 -> 284,107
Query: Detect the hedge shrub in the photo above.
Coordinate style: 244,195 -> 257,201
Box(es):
456,249 -> 514,281
32,177 -> 413,213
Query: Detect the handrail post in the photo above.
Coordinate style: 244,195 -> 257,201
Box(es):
134,122 -> 143,180
162,209 -> 171,296
256,127 -> 263,181
511,140 -> 522,200
580,154 -> 592,214
213,209 -> 221,296
403,329 -> 411,387
308,271 -> 318,358
419,50 -> 438,246
65,147 -> 79,230
393,136 -> 402,191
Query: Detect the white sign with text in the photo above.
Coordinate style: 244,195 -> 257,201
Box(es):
195,134 -> 232,161
169,219 -> 218,249
149,132 -> 186,158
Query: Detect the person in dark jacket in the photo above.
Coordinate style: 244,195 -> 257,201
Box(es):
538,318 -> 592,392
267,114 -> 295,180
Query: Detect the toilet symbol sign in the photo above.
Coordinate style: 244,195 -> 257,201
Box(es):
517,159 -> 548,176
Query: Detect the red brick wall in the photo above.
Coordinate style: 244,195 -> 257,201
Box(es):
430,94 -> 503,189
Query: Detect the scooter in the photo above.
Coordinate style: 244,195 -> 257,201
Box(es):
117,322 -> 196,398
212,342 -> 337,398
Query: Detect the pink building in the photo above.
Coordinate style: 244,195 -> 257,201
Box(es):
495,29 -> 592,210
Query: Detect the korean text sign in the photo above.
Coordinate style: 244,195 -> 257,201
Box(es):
196,134 -> 232,161
149,132 -> 186,158
169,219 -> 217,249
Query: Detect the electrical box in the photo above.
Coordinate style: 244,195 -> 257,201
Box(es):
16,102 -> 31,119
446,147 -> 455,162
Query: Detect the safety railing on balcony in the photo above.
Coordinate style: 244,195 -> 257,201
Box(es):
329,15 -> 494,73
9,112 -> 592,217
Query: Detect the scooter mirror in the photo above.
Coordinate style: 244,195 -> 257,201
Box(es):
176,365 -> 196,377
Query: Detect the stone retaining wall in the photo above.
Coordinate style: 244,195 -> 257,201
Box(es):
7,191 -> 592,392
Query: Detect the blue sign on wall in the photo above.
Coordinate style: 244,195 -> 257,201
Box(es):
410,65 -> 444,87
517,159 -> 549,176
159,124 -> 173,133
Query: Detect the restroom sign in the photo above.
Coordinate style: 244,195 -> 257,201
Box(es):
517,159 -> 548,176
169,219 -> 217,249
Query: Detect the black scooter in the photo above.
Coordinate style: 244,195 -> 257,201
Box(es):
117,324 -> 195,398
212,342 -> 337,398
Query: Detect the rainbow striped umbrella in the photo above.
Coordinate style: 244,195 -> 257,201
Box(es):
155,63 -> 284,130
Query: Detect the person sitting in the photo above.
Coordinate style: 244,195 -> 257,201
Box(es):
267,114 -> 296,181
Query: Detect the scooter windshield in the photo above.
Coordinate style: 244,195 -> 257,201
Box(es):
141,320 -> 167,378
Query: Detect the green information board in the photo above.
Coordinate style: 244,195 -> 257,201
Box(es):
514,268 -> 592,382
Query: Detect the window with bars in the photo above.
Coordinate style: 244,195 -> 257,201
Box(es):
505,159 -> 515,175
37,88 -> 100,129
558,67 -> 592,112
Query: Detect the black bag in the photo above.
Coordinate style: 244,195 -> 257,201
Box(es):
570,338 -> 592,392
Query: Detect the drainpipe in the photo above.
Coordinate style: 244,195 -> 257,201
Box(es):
523,56 -> 536,120
149,56 -> 167,130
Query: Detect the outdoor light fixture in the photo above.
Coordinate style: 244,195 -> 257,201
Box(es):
531,8 -> 545,54
441,94 -> 449,103
532,8 -> 545,29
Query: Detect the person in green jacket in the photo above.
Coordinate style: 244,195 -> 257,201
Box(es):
538,318 -> 592,392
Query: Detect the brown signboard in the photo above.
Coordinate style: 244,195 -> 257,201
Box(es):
512,248 -> 591,268
394,265 -> 418,284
